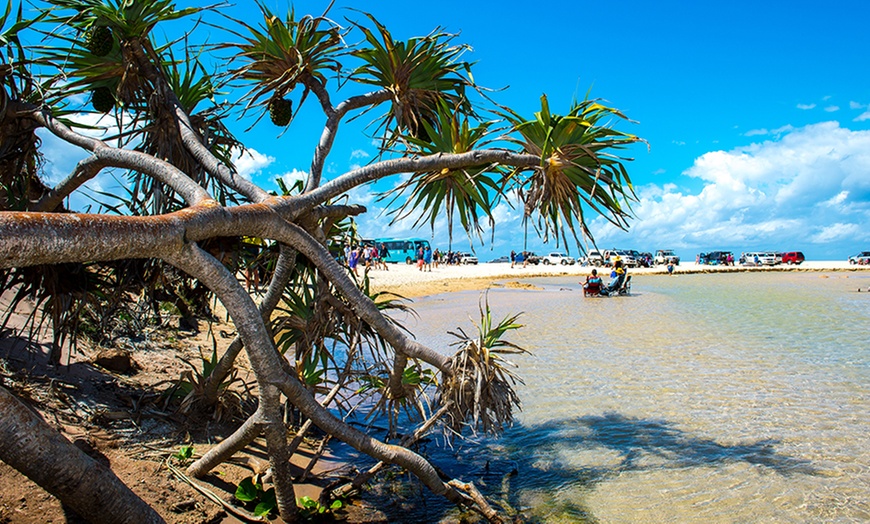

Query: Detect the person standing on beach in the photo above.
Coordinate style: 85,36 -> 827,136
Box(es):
424,245 -> 433,272
417,245 -> 425,271
379,243 -> 389,270
348,246 -> 360,276
510,250 -> 516,268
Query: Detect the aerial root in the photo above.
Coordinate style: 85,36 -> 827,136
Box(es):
448,479 -> 505,524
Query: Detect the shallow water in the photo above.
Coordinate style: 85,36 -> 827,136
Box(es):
392,272 -> 870,523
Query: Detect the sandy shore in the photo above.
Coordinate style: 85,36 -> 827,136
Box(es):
365,260 -> 868,298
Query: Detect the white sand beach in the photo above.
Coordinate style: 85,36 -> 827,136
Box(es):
365,260 -> 865,298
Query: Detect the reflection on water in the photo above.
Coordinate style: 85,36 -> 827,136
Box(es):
385,272 -> 870,522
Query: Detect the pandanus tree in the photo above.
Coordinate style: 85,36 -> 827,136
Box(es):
0,1 -> 642,522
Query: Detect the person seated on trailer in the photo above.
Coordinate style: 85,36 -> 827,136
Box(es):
583,268 -> 603,296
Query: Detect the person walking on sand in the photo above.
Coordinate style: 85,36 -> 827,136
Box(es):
379,243 -> 389,270
417,245 -> 425,271
510,250 -> 516,268
424,245 -> 433,272
348,246 -> 360,276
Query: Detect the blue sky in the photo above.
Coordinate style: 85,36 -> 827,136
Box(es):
31,0 -> 870,260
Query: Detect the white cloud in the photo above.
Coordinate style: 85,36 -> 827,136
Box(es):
745,128 -> 768,137
278,169 -> 308,191
849,101 -> 864,110
822,191 -> 848,207
824,105 -> 840,112
797,103 -> 816,110
350,149 -> 370,160
855,111 -> 870,122
810,223 -> 864,243
589,122 -> 870,258
231,148 -> 274,180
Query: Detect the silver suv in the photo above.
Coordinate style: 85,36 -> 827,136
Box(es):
458,252 -> 478,265
605,249 -> 637,267
543,252 -> 576,265
583,250 -> 604,266
654,249 -> 680,265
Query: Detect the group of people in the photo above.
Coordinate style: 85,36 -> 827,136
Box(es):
582,259 -> 629,296
415,245 -> 433,271
510,250 -> 533,268
345,243 -> 390,276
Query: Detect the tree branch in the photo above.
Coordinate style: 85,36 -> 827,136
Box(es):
162,242 -> 469,510
305,84 -> 392,192
284,149 -> 541,218
22,105 -> 213,209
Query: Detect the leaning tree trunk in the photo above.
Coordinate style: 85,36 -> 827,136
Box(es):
0,385 -> 165,524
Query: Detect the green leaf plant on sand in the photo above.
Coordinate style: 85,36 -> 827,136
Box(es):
298,495 -> 344,521
173,345 -> 248,423
234,475 -> 277,518
441,292 -> 528,436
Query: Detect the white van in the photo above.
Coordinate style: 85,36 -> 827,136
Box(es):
741,252 -> 777,266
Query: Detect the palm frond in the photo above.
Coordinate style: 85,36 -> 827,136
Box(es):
378,100 -> 503,248
439,293 -> 527,436
218,1 -> 343,120
349,11 -> 474,145
501,94 -> 644,247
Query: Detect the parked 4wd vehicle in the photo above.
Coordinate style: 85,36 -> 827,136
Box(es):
849,251 -> 870,265
524,252 -> 541,265
741,252 -> 777,266
543,252 -> 576,265
458,252 -> 478,265
583,250 -> 604,266
654,249 -> 680,265
605,249 -> 637,267
699,251 -> 734,265
781,251 -> 805,265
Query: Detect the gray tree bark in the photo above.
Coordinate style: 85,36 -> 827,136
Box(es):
0,385 -> 165,524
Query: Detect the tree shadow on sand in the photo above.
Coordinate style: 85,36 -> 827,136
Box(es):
372,411 -> 821,523
532,412 -> 820,475
486,411 -> 821,522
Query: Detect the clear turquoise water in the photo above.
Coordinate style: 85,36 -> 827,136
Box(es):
393,271 -> 870,523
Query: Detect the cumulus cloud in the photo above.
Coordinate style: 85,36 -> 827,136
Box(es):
350,149 -> 370,160
797,103 -> 816,110
589,122 -> 870,257
278,169 -> 308,191
825,105 -> 840,112
35,112 -> 135,211
855,111 -> 870,122
849,101 -> 864,110
231,148 -> 274,180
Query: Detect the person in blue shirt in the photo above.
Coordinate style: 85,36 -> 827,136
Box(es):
423,246 -> 433,272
